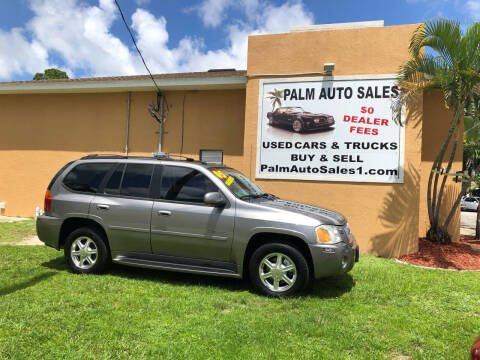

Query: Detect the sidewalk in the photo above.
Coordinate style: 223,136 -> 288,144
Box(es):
461,211 -> 476,237
0,216 -> 42,245
0,215 -> 30,223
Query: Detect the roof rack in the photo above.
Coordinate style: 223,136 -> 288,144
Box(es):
152,153 -> 196,162
80,154 -> 128,159
80,153 -> 205,164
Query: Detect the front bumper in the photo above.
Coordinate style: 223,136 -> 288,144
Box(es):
303,118 -> 335,130
308,236 -> 359,279
36,215 -> 62,250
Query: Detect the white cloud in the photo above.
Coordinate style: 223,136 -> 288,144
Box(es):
178,0 -> 314,70
27,0 -> 141,77
135,0 -> 151,5
0,27 -> 51,80
0,0 -> 314,80
195,0 -> 232,27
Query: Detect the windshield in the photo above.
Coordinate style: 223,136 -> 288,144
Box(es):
280,107 -> 304,112
210,168 -> 270,200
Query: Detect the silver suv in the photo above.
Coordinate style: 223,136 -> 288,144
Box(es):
37,154 -> 359,296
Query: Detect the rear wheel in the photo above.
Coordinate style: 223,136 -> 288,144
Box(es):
248,243 -> 310,297
64,227 -> 111,274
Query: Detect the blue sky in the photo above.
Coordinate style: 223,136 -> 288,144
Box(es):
0,0 -> 478,81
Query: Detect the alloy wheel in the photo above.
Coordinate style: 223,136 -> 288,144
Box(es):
71,236 -> 98,270
258,252 -> 297,292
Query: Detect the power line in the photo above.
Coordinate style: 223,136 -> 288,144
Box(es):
114,0 -> 161,93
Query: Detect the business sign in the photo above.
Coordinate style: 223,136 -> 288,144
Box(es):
256,75 -> 405,183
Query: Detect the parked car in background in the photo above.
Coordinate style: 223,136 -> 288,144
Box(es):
36,154 -> 359,297
267,106 -> 335,133
461,196 -> 479,211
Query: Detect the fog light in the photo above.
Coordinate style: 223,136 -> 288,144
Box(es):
341,256 -> 349,269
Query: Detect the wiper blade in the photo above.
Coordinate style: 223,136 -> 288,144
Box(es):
240,193 -> 271,200
240,194 -> 260,200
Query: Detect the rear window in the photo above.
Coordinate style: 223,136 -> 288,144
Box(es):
104,163 -> 126,195
48,161 -> 75,190
119,163 -> 154,198
63,163 -> 114,193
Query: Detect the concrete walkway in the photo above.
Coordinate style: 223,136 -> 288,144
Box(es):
0,216 -> 43,245
461,211 -> 476,237
0,215 -> 30,223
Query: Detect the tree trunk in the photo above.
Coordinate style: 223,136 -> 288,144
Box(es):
426,107 -> 462,243
443,189 -> 465,232
435,136 -> 458,221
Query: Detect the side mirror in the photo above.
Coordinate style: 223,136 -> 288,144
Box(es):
204,192 -> 226,207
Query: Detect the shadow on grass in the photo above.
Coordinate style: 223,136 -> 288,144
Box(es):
0,272 -> 57,297
42,256 -> 355,298
308,274 -> 355,298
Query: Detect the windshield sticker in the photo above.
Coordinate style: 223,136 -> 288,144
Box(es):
225,176 -> 235,186
212,170 -> 228,179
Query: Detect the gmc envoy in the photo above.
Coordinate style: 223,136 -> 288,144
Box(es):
37,154 -> 359,296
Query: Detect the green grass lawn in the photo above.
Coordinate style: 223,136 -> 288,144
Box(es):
0,244 -> 479,360
0,219 -> 36,243
0,221 -> 478,359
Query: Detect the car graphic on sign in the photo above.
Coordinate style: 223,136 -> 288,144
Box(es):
266,106 -> 335,133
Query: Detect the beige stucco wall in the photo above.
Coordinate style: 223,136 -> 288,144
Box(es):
243,24 -> 430,257
0,90 -> 245,217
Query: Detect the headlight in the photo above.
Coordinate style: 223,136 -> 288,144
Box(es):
316,225 -> 343,244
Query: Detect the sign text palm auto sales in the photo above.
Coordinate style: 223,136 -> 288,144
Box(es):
256,77 -> 405,183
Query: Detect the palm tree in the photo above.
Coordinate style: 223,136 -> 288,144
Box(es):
267,89 -> 284,111
395,18 -> 480,244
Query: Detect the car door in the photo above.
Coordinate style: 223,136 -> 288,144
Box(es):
89,162 -> 154,256
150,165 -> 235,262
278,109 -> 288,125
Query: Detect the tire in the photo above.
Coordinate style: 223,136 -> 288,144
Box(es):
64,227 -> 111,274
268,116 -> 276,126
248,242 -> 310,297
292,119 -> 303,132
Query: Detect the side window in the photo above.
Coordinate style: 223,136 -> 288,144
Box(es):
63,163 -> 113,193
48,161 -> 75,190
120,163 -> 154,198
160,166 -> 218,203
105,163 -> 125,195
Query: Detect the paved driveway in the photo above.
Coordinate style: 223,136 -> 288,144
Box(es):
461,210 -> 476,236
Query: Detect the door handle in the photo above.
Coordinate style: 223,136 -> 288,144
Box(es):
96,204 -> 110,210
157,210 -> 172,216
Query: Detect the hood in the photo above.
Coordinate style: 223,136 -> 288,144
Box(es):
254,198 -> 346,225
300,112 -> 331,118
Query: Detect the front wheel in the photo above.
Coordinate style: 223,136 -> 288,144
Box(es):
64,227 -> 111,274
248,243 -> 310,297
292,119 -> 303,132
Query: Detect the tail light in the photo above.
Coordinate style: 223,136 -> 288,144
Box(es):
44,190 -> 52,212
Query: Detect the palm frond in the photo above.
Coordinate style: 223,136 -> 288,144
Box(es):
409,18 -> 461,67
